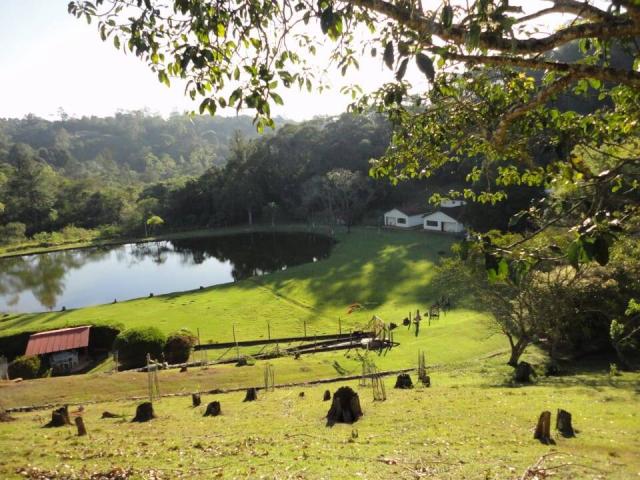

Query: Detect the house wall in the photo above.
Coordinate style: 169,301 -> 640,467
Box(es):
384,210 -> 423,228
423,211 -> 465,233
440,199 -> 466,208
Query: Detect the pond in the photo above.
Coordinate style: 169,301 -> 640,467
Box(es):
0,232 -> 335,313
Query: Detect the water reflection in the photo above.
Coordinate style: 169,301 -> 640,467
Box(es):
0,232 -> 334,312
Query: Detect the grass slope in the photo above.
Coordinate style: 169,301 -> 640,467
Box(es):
1,228 -> 484,343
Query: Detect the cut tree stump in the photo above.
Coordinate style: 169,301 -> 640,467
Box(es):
192,393 -> 201,407
394,373 -> 414,389
326,386 -> 363,426
180,366 -> 188,373
132,402 -> 155,422
75,416 -> 87,436
101,411 -> 121,419
46,406 -> 71,427
402,318 -> 410,326
243,388 -> 258,402
203,401 -> 221,417
515,362 -> 535,383
0,407 -> 15,423
556,409 -> 575,437
534,411 -> 552,444
421,375 -> 431,387
299,392 -> 305,398
323,390 -> 331,401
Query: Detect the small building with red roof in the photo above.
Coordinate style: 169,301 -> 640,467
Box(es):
25,326 -> 91,374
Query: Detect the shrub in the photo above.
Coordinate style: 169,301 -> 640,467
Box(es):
164,329 -> 197,364
8,355 -> 41,379
113,326 -> 167,369
0,222 -> 26,246
89,324 -> 122,352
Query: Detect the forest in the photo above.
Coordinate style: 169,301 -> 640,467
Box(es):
0,110 -> 541,246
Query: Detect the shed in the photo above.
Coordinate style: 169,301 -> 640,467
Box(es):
423,207 -> 465,233
25,326 -> 91,373
383,208 -> 426,228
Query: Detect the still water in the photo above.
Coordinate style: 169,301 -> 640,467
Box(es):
0,232 -> 334,312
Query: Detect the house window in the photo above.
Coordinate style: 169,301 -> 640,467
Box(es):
426,220 -> 438,227
397,218 -> 406,224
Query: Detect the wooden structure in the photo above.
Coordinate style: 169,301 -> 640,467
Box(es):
25,326 -> 91,374
263,363 -> 275,392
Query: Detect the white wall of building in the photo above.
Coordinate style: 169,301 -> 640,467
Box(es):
384,209 -> 424,228
423,211 -> 465,233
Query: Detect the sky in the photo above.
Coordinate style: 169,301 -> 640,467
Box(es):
0,1 -> 564,121
0,0 -> 409,121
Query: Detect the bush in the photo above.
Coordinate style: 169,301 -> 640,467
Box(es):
113,326 -> 167,369
89,324 -> 122,352
8,355 -> 41,379
164,329 -> 197,364
0,222 -> 26,246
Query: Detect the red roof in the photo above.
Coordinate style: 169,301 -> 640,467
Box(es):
25,326 -> 91,356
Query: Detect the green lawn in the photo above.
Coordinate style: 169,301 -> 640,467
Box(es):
1,227 -> 639,479
2,362 -> 639,479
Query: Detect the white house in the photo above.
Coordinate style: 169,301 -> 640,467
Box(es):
383,208 -> 425,228
423,203 -> 466,233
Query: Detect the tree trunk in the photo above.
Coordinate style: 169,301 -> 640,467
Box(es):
75,416 -> 87,436
507,337 -> 528,367
534,411 -> 552,444
192,393 -> 201,407
556,409 -> 575,437
204,401 -> 221,417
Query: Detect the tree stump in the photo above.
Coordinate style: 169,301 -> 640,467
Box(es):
422,375 -> 431,387
203,401 -> 221,417
556,409 -> 575,437
192,393 -> 201,407
132,402 -> 155,422
179,366 -> 188,373
101,411 -> 120,419
389,322 -> 398,330
323,390 -> 331,401
394,373 -> 414,389
0,408 -> 15,423
75,416 -> 87,436
534,411 -> 552,444
46,406 -> 71,427
515,362 -> 535,383
326,386 -> 363,426
402,318 -> 410,326
243,387 -> 258,402
299,391 -> 305,398
236,357 -> 248,366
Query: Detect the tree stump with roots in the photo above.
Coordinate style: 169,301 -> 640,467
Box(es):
534,411 -> 552,444
204,401 -> 221,417
243,388 -> 258,402
192,393 -> 201,407
326,386 -> 363,426
132,402 -> 155,422
556,409 -> 575,437
394,373 -> 413,389
46,406 -> 71,427
515,362 -> 535,383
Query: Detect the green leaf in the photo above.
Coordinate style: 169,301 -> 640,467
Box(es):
415,53 -> 435,82
441,4 -> 454,29
395,58 -> 408,81
320,6 -> 334,34
383,41 -> 394,70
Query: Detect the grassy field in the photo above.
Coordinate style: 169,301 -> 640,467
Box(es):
2,227 -> 639,479
1,360 -> 639,479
